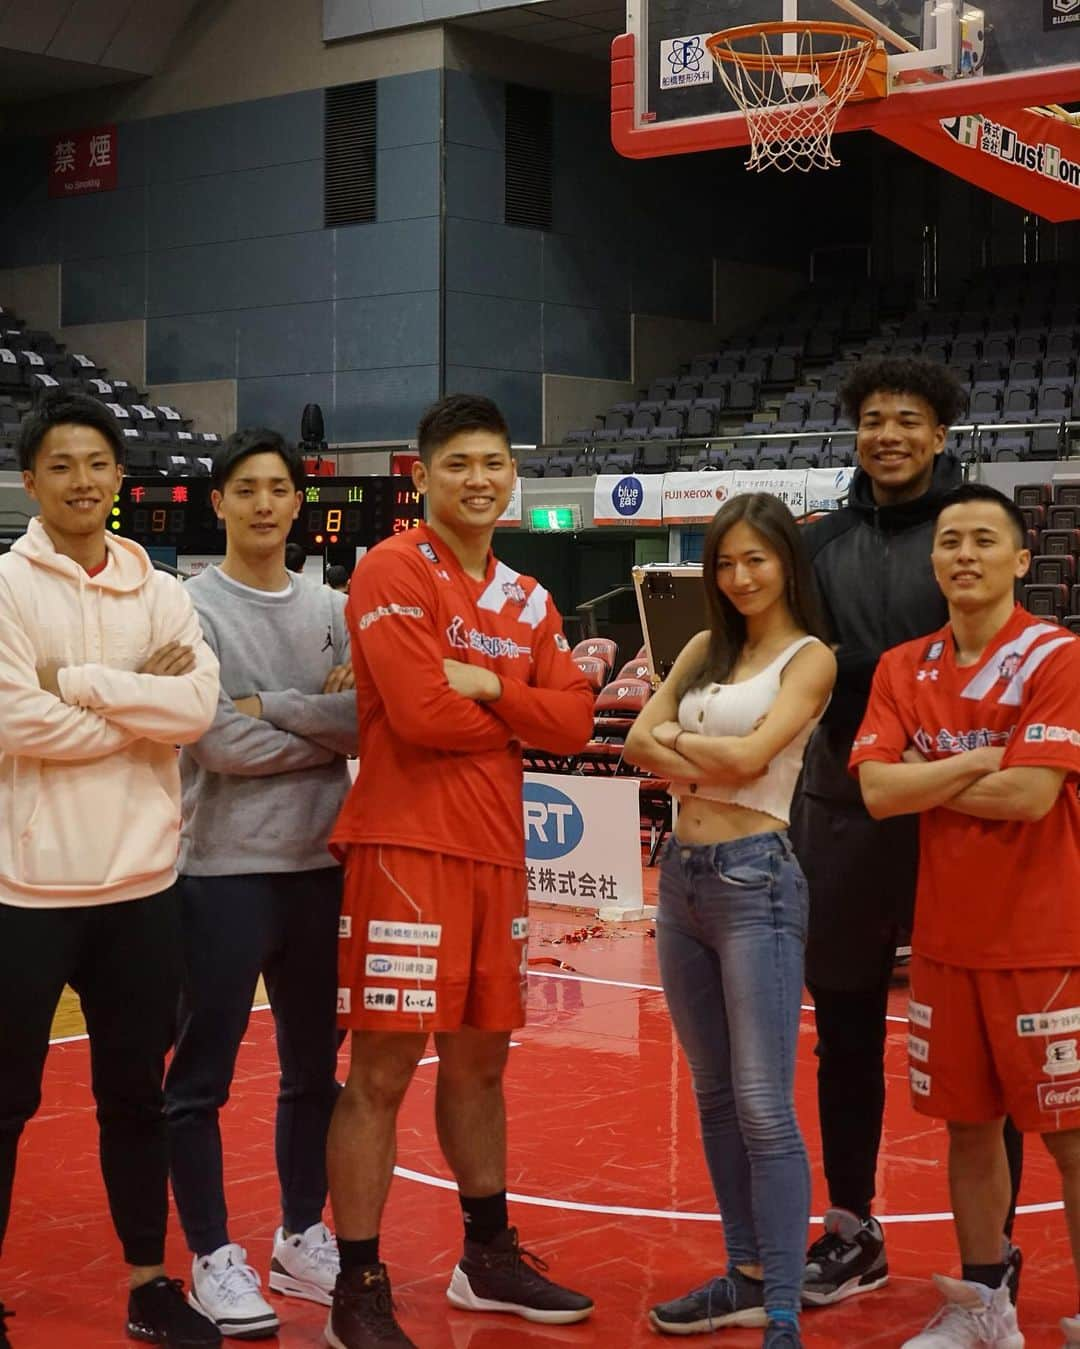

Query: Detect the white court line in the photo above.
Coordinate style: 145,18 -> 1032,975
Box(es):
528,968 -> 909,1025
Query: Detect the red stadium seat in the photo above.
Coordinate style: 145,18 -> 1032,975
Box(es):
573,656 -> 607,693
571,637 -> 618,680
617,658 -> 652,682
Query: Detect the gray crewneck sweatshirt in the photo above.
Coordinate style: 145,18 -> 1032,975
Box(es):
179,566 -> 357,875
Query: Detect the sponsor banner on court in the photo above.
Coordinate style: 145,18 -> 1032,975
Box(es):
523,773 -> 643,912
659,34 -> 714,90
662,471 -> 734,524
730,469 -> 807,517
806,465 -> 856,511
594,474 -> 664,526
1045,0 -> 1080,31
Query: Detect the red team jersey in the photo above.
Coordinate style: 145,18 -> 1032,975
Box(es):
850,605 -> 1080,970
330,522 -> 594,870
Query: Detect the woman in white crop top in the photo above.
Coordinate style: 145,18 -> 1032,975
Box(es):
625,493 -> 835,1349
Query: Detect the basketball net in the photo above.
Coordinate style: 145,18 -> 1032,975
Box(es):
707,23 -> 881,173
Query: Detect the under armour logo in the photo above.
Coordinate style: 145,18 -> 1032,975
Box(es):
916,669 -> 939,682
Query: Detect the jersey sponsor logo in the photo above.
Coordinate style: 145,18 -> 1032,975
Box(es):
402,989 -> 436,1014
418,542 -> 439,563
339,916 -> 352,939
930,726 -> 1012,754
916,669 -> 940,682
1025,721 -> 1080,745
923,640 -> 946,661
1038,1076 -> 1080,1111
908,1034 -> 930,1063
337,988 -> 351,1014
554,633 -> 570,653
908,999 -> 933,1029
853,732 -> 878,748
365,954 -> 437,980
368,920 -> 442,947
910,1067 -> 931,1096
445,614 -> 531,661
1045,1039 -> 1080,1077
511,916 -> 529,940
1018,1006 -> 1080,1036
358,603 -> 424,630
363,987 -> 399,1012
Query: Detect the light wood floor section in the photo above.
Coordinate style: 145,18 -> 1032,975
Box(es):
51,977 -> 270,1040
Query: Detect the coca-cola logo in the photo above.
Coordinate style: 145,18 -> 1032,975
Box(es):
1038,1077 -> 1080,1110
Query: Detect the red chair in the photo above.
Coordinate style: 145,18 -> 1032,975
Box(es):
573,656 -> 607,694
571,637 -> 618,681
575,679 -> 651,775
617,658 -> 652,682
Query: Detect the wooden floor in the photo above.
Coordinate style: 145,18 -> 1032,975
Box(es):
50,977 -> 270,1039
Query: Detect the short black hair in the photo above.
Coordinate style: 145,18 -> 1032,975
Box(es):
325,564 -> 349,589
211,427 -> 306,493
284,542 -> 307,573
416,394 -> 511,466
840,357 -> 966,428
18,390 -> 125,472
935,482 -> 1028,548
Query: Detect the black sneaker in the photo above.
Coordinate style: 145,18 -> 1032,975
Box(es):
0,1300 -> 12,1349
763,1320 -> 803,1348
802,1208 -> 888,1305
326,1264 -> 417,1348
1004,1242 -> 1022,1305
446,1228 -> 593,1325
649,1269 -> 767,1334
126,1277 -> 222,1346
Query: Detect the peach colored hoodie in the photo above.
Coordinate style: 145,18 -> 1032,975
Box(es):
0,518 -> 219,907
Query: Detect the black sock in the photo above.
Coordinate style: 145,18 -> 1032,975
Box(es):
339,1236 -> 380,1274
460,1191 -> 508,1245
962,1262 -> 1006,1290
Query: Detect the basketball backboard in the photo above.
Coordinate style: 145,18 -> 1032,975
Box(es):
614,0 -> 1080,153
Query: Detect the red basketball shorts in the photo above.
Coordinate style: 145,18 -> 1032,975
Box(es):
908,954 -> 1080,1133
337,843 -> 529,1033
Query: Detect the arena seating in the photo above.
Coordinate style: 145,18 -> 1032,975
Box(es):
0,302 -> 222,469
1018,482 -> 1080,629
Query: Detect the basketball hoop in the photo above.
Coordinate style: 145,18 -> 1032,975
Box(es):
706,21 -> 887,173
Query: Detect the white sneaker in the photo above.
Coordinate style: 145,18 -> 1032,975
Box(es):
268,1221 -> 339,1306
189,1242 -> 280,1339
1061,1314 -> 1080,1347
901,1274 -> 1024,1349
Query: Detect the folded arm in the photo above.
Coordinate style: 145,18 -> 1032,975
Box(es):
623,632 -> 715,782
857,749 -> 1002,819
488,605 -> 594,755
944,765 -> 1066,822
257,688 -> 358,758
185,684 -> 337,776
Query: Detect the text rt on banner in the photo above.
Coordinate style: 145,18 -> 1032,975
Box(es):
523,772 -> 647,918
593,474 -> 664,526
48,127 -> 118,198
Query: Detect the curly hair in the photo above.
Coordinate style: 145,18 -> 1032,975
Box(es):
840,357 -> 966,428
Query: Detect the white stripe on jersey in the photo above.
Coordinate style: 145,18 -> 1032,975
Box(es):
959,622 -> 1060,702
997,636 -> 1075,707
477,560 -> 522,614
518,583 -> 549,631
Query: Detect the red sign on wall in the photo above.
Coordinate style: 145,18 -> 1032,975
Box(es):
48,126 -> 118,198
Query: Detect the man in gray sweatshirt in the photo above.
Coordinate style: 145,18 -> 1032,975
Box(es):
165,428 -> 358,1340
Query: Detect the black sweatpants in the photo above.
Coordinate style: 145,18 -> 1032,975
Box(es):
0,889 -> 181,1267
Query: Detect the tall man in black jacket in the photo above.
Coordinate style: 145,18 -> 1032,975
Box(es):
791,358 -> 1024,1305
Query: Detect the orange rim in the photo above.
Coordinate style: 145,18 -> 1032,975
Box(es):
705,21 -> 878,74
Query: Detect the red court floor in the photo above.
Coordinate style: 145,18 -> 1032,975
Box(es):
3,906 -> 1075,1348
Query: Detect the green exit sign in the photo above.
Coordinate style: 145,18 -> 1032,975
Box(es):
529,505 -> 582,532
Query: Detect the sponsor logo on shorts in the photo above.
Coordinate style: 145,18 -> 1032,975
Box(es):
908,1034 -> 930,1063
368,921 -> 442,947
403,989 -> 436,1014
909,999 -> 933,1029
1017,1006 -> 1080,1037
365,954 -> 437,980
337,988 -> 351,1014
910,1067 -> 931,1097
339,916 -> 352,938
1038,1076 -> 1080,1111
1045,1039 -> 1080,1077
363,987 -> 399,1012
511,917 -> 529,940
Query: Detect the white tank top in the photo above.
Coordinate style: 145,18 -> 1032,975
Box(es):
675,635 -> 825,826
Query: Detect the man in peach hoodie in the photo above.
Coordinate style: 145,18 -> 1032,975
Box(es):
0,392 -> 220,1347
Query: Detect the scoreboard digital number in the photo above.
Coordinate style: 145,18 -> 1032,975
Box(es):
113,476 -> 425,553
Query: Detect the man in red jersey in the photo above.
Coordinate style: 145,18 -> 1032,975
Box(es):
324,394 -> 595,1349
851,482 -> 1080,1349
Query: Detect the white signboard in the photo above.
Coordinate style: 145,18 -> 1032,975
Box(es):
730,469 -> 807,517
660,34 -> 715,90
523,772 -> 645,917
806,465 -> 855,511
497,477 -> 522,527
662,471 -> 734,524
594,473 -> 664,527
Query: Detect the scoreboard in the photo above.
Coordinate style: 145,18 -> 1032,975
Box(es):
111,476 -> 425,554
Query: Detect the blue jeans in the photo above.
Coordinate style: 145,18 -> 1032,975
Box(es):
657,831 -> 810,1317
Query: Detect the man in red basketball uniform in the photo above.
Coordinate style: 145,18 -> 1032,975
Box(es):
324,395 -> 595,1349
851,483 -> 1080,1349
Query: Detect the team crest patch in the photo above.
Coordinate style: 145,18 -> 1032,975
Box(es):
418,542 -> 439,563
502,580 -> 527,604
999,652 -> 1023,681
